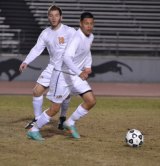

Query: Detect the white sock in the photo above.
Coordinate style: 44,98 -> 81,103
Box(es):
31,109 -> 51,132
60,97 -> 70,117
32,96 -> 43,120
66,105 -> 88,126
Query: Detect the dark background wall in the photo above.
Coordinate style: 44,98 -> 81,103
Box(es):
0,0 -> 160,82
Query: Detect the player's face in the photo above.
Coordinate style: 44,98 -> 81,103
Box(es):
80,18 -> 94,36
48,10 -> 62,28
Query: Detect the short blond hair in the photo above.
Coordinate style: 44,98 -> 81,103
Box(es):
48,5 -> 62,16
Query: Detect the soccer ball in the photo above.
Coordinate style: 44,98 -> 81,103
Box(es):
125,129 -> 144,147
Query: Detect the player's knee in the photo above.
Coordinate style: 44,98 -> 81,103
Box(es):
90,97 -> 96,107
33,87 -> 41,97
86,97 -> 96,109
33,83 -> 45,97
83,93 -> 96,109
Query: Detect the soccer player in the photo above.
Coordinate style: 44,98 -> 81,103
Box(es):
19,5 -> 76,130
27,12 -> 96,141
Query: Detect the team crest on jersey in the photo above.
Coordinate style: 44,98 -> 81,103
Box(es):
58,37 -> 64,44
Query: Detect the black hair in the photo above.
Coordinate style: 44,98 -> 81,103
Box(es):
48,5 -> 62,16
80,12 -> 94,21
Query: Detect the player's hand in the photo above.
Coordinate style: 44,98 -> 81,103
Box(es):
79,71 -> 88,80
84,68 -> 92,74
19,63 -> 28,72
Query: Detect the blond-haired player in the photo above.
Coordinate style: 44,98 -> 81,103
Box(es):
19,5 -> 76,130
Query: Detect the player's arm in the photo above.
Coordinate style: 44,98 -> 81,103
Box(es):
79,70 -> 89,80
20,32 -> 46,72
84,68 -> 92,74
63,36 -> 90,80
83,51 -> 92,74
19,62 -> 28,72
23,34 -> 46,64
63,37 -> 83,76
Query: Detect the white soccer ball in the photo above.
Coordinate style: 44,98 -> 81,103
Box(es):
125,129 -> 144,147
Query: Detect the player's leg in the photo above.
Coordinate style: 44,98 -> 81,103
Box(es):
58,95 -> 71,130
25,83 -> 47,129
64,91 -> 96,128
25,64 -> 53,129
32,83 -> 47,119
27,102 -> 61,141
64,79 -> 96,139
27,71 -> 70,141
27,97 -> 68,141
48,69 -> 71,130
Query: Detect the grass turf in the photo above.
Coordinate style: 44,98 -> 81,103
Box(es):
0,95 -> 160,166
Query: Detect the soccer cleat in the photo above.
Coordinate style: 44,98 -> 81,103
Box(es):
58,116 -> 66,130
25,118 -> 37,129
27,131 -> 45,141
63,122 -> 80,139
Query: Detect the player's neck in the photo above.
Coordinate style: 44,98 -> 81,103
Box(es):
52,23 -> 61,30
80,28 -> 90,37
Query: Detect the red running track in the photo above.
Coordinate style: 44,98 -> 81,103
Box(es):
0,81 -> 160,97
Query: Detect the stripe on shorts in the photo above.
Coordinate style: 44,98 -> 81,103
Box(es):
54,71 -> 61,96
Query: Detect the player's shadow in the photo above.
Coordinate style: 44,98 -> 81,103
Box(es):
11,117 -> 33,123
41,121 -> 67,138
10,117 -> 87,139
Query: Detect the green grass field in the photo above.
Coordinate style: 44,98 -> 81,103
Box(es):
0,95 -> 160,166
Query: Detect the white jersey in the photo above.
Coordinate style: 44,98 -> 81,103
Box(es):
47,28 -> 94,103
62,28 -> 94,75
23,24 -> 76,67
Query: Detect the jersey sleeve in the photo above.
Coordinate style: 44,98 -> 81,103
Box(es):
63,36 -> 82,75
23,31 -> 46,64
84,51 -> 92,69
84,35 -> 94,69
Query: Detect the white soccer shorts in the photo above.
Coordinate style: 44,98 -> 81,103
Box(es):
46,70 -> 92,103
37,64 -> 54,87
